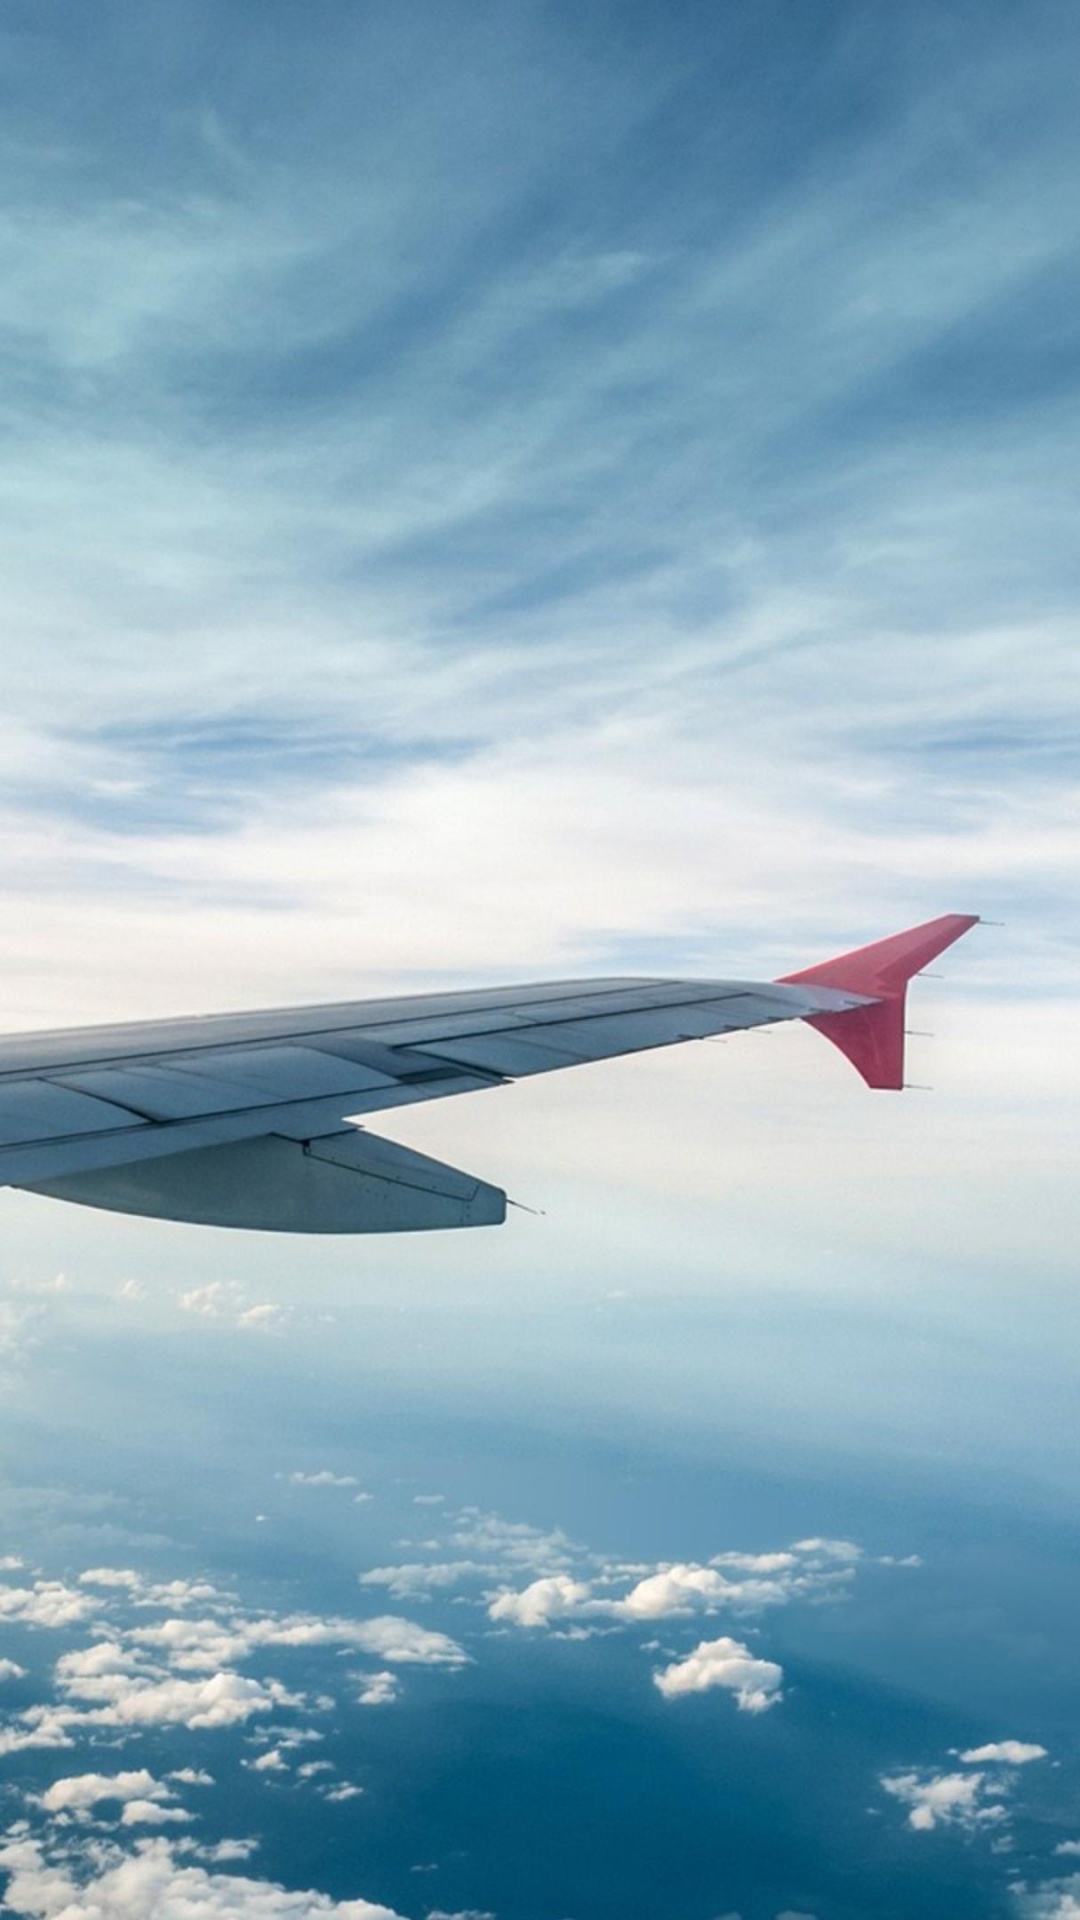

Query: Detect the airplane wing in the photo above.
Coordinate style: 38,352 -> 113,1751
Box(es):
0,914 -> 979,1233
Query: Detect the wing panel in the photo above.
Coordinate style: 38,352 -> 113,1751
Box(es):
415,994 -> 799,1077
0,1080 -> 146,1149
51,1048 -> 398,1122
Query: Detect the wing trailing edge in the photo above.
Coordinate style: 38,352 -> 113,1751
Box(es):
778,913 -> 981,1089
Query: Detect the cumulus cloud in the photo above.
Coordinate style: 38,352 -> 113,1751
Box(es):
0,1833 -> 407,1919
344,1617 -> 467,1668
120,1802 -> 194,1827
1013,1870 -> 1080,1917
880,1770 -> 1004,1833
178,1284 -> 285,1334
0,1659 -> 27,1680
130,1610 -> 466,1671
0,1581 -> 98,1629
883,1739 -> 1049,1834
653,1636 -> 783,1713
39,1769 -> 166,1813
354,1672 -> 400,1708
78,1568 -> 142,1590
488,1575 -> 593,1628
483,1536 -> 862,1631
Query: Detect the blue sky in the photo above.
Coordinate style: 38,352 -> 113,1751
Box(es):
0,4 -> 1079,1917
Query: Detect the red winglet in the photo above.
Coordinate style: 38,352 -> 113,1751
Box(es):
778,913 -> 980,1090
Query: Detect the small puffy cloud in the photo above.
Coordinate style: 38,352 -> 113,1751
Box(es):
78,1568 -> 142,1590
881,1769 -> 1003,1833
325,1784 -> 366,1802
169,1769 -> 214,1786
1013,1870 -> 1080,1917
178,1282 -> 231,1318
0,1833 -> 408,1919
0,1705 -> 79,1756
653,1636 -> 783,1713
0,1580 -> 98,1628
488,1575 -> 593,1628
0,1658 -> 27,1680
884,1740 -> 1048,1835
249,1747 -> 288,1773
617,1564 -> 736,1621
959,1740 -> 1048,1765
1054,1843 -> 1080,1858
361,1562 -> 487,1600
286,1471 -> 359,1489
199,1839 -> 261,1863
355,1671 -> 400,1708
346,1616 -> 468,1668
39,1769 -> 165,1812
120,1801 -> 194,1826
236,1303 -> 286,1332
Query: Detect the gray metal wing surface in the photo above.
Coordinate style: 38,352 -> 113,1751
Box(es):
0,973 -> 866,1232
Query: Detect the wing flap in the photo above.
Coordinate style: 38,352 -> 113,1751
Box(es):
25,1129 -> 506,1234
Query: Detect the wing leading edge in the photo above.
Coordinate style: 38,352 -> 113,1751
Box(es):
0,914 -> 979,1232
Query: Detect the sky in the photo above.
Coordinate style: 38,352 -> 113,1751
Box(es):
0,3 -> 1079,1917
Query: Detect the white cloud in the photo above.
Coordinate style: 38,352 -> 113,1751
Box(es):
653,1636 -> 783,1713
286,1472 -> 359,1489
959,1740 -> 1048,1765
120,1802 -> 194,1827
361,1563 -> 490,1600
483,1536 -> 860,1631
130,1610 -> 466,1671
0,1833 -> 408,1919
0,1581 -> 98,1628
343,1617 -> 468,1668
325,1784 -> 366,1802
39,1770 -> 165,1813
1014,1870 -> 1080,1917
617,1564 -> 739,1620
236,1304 -> 287,1333
880,1769 -> 1004,1833
179,1282 -> 232,1318
0,1658 -> 27,1680
355,1672 -> 400,1708
488,1575 -> 593,1628
1055,1844 -> 1080,1859
883,1740 -> 1049,1835
78,1568 -> 142,1590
